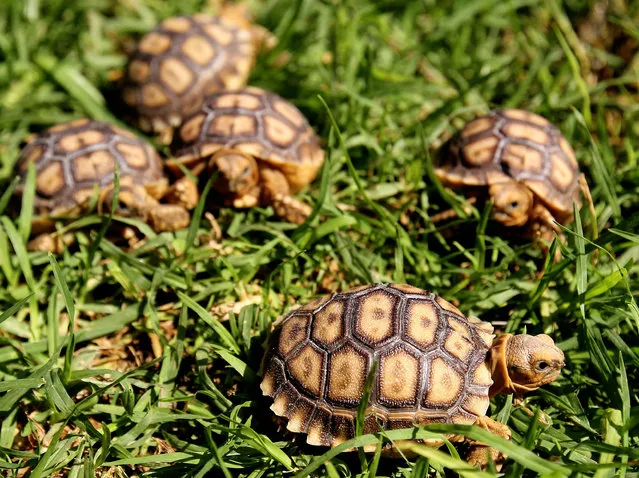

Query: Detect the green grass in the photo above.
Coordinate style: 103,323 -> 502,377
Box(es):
0,0 -> 638,476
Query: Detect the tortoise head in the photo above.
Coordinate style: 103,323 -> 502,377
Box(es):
489,333 -> 565,397
488,182 -> 533,227
208,149 -> 260,197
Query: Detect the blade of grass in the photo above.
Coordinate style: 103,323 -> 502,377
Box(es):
17,161 -> 35,243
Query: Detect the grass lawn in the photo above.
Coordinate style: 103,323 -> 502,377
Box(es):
0,0 -> 638,476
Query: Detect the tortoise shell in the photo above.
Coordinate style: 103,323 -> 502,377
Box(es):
435,109 -> 581,215
170,87 -> 325,192
260,283 -> 495,448
16,119 -> 165,216
121,14 -> 255,133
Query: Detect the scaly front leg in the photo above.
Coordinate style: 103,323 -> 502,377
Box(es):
528,203 -> 564,264
260,168 -> 312,224
465,416 -> 511,470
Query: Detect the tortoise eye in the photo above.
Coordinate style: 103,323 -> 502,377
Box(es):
509,201 -> 519,209
240,167 -> 251,178
536,361 -> 550,371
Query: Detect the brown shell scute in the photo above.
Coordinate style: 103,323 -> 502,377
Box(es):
122,15 -> 255,132
436,109 -> 581,214
260,283 -> 495,448
16,120 -> 164,215
172,87 -> 325,192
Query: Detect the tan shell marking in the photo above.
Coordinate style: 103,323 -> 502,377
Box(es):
70,118 -> 91,128
549,154 -> 574,190
405,300 -> 439,349
435,296 -> 463,316
355,291 -> 396,345
307,407 -> 332,446
138,32 -> 172,55
181,35 -> 216,65
560,137 -> 578,168
273,99 -> 306,128
209,115 -> 257,137
48,119 -> 88,133
389,284 -> 425,294
462,135 -> 499,166
112,126 -> 138,139
128,60 -> 151,82
179,114 -> 206,143
287,344 -> 324,396
160,17 -> 192,32
72,151 -> 115,182
484,170 -> 511,185
141,83 -> 170,107
36,162 -> 65,196
378,347 -> 419,404
159,58 -> 194,94
437,168 -> 485,186
286,396 -> 315,433
472,361 -> 493,387
460,117 -> 495,138
239,141 -> 269,159
213,92 -> 262,110
331,413 -> 355,446
462,395 -> 489,417
327,344 -> 367,404
415,413 -> 447,425
115,143 -> 148,169
72,188 -> 97,205
57,130 -> 105,152
297,141 -> 322,165
311,300 -> 345,347
203,24 -> 234,46
452,413 -> 477,425
501,144 -> 544,173
364,409 -> 386,433
386,413 -> 416,429
263,115 -> 297,147
270,383 -> 294,416
525,180 -> 552,204
424,357 -> 462,405
21,145 -> 44,169
502,109 -> 549,127
218,68 -> 248,90
277,315 -> 309,358
199,142 -> 227,159
475,328 -> 495,349
444,317 -> 473,362
501,122 -> 549,145
260,358 -> 284,397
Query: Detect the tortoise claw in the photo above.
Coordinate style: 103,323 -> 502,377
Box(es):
147,204 -> 191,232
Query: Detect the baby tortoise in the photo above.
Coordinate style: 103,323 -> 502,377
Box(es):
168,87 -> 325,224
261,283 -> 564,467
434,109 -> 593,258
15,119 -> 192,252
121,5 -> 273,142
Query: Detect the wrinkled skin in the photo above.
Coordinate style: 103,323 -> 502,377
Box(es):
462,333 -> 565,469
208,150 -> 312,224
488,182 -> 534,227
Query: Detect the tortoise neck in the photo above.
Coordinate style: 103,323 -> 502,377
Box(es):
489,334 -> 540,397
489,334 -> 515,397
